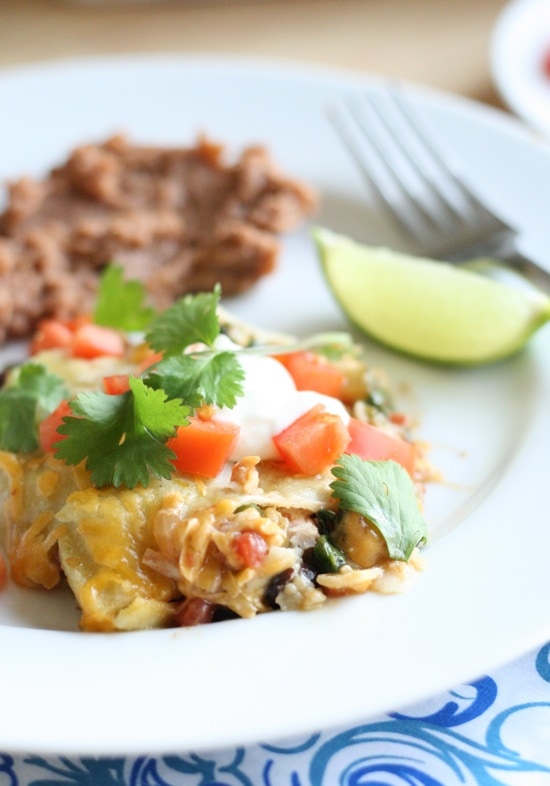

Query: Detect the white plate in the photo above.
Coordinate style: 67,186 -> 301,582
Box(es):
491,0 -> 550,137
0,55 -> 549,757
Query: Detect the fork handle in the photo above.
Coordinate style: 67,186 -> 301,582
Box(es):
465,251 -> 550,296
502,251 -> 550,296
456,231 -> 550,296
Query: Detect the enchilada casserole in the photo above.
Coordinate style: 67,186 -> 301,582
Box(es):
0,272 -> 430,631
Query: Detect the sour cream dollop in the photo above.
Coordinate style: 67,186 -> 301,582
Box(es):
214,348 -> 349,462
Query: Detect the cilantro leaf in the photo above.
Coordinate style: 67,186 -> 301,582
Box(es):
94,265 -> 156,331
128,376 -> 190,439
0,363 -> 68,452
0,393 -> 39,452
145,351 -> 245,409
16,363 -> 70,419
146,287 -> 221,356
330,454 -> 427,561
55,377 -> 191,489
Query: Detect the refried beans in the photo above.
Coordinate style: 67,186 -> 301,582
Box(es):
0,135 -> 317,342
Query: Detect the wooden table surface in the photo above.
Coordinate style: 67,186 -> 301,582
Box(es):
0,0 -> 510,110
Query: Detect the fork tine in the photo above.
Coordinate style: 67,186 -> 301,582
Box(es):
327,103 -> 417,238
362,89 -> 467,227
327,86 -> 550,292
328,99 -> 439,240
383,87 -> 510,233
328,85 -> 514,256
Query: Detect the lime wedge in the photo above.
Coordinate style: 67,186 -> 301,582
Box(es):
315,227 -> 550,365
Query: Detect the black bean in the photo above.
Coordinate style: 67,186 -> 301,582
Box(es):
263,567 -> 294,609
301,547 -> 319,582
212,605 -> 241,623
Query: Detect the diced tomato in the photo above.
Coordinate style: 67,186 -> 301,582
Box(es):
39,400 -> 72,453
71,323 -> 125,360
30,316 -> 126,361
136,350 -> 164,373
65,314 -> 92,331
167,417 -> 240,478
274,351 -> 345,399
30,319 -> 74,355
346,417 -> 416,476
102,374 -> 131,395
0,550 -> 7,591
273,404 -> 350,476
232,530 -> 269,568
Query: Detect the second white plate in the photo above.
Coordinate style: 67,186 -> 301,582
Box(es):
491,0 -> 550,137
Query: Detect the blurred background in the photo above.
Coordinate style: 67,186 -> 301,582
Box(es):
0,0 -> 510,109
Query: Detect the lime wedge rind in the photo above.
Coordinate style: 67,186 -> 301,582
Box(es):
314,227 -> 550,366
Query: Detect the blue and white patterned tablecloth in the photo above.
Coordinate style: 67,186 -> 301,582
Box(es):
2,641 -> 550,786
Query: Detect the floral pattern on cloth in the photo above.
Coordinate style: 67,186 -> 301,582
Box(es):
2,642 -> 550,786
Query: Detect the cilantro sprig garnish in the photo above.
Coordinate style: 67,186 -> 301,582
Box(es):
53,282 -> 246,488
94,265 -> 156,331
140,285 -> 245,408
146,286 -> 222,356
0,266 -> 358,490
55,377 -> 191,489
145,352 -> 245,409
0,363 -> 68,452
330,454 -> 427,561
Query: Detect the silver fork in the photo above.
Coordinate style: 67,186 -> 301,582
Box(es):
328,86 -> 550,293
